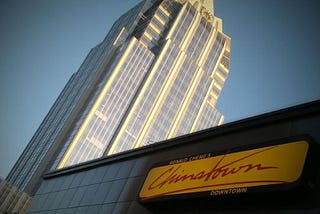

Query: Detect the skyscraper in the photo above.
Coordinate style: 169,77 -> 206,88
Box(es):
6,0 -> 230,199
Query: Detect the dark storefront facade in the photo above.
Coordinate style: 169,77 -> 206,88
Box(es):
27,100 -> 320,213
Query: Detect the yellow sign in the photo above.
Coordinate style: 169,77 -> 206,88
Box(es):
139,140 -> 309,201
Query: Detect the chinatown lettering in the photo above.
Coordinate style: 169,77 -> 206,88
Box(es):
148,147 -> 282,191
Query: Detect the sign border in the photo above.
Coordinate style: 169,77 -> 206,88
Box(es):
139,135 -> 317,202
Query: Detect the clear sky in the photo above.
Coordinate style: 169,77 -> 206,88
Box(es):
0,0 -> 319,178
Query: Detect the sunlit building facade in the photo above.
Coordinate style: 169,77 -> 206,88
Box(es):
6,0 -> 230,201
55,0 -> 231,169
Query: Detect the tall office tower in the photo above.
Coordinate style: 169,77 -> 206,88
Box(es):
55,0 -> 231,169
6,0 -> 230,199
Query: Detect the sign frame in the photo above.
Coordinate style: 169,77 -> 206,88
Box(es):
139,135 -> 318,202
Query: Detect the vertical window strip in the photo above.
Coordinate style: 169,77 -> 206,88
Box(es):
113,44 -> 177,153
144,54 -> 197,143
65,43 -> 154,166
68,44 -> 142,165
107,48 -> 152,154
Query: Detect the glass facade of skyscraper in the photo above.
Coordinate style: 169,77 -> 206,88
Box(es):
56,0 -> 230,169
6,0 -> 230,199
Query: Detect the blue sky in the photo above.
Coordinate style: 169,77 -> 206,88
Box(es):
0,0 -> 319,178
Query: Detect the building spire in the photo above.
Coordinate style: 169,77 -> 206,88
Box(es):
204,0 -> 214,15
187,0 -> 214,16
